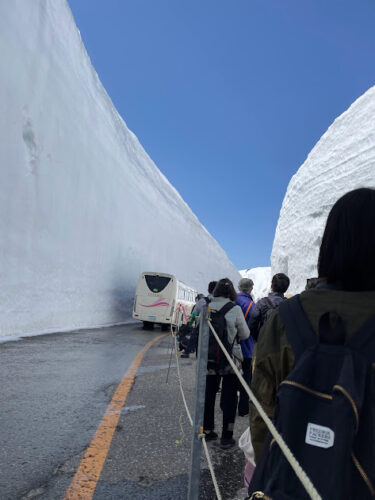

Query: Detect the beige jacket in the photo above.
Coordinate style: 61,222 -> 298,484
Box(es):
208,297 -> 250,374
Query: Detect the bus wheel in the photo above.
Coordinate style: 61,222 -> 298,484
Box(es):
143,321 -> 154,330
161,324 -> 170,332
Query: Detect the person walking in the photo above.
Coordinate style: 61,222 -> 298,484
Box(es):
203,278 -> 249,449
235,278 -> 256,416
181,282 -> 217,358
248,273 -> 290,341
249,188 -> 375,499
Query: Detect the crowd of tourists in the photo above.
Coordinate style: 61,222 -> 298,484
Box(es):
179,187 -> 375,499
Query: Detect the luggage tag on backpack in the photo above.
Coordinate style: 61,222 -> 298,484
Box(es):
305,422 -> 335,449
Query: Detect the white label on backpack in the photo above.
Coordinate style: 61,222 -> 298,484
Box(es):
305,423 -> 335,449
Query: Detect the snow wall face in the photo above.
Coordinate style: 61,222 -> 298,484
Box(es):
271,86 -> 375,294
0,0 -> 240,338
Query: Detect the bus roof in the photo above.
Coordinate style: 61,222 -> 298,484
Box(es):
140,272 -> 197,291
141,271 -> 175,279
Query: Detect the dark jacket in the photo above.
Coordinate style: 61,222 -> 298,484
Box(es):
248,292 -> 286,341
250,288 -> 375,462
235,292 -> 256,358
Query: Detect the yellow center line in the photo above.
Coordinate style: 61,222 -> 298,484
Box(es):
64,332 -> 168,500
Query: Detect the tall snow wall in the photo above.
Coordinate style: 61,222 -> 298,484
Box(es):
0,0 -> 240,338
271,86 -> 375,294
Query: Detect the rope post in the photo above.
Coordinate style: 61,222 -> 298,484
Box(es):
187,306 -> 210,500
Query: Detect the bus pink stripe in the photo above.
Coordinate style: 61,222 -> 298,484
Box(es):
140,298 -> 170,308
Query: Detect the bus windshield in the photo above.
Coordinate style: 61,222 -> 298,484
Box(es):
144,275 -> 171,293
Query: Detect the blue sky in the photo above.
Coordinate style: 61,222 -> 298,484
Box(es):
69,0 -> 375,270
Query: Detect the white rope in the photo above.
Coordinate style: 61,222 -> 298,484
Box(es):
173,332 -> 193,426
207,319 -> 322,500
173,332 -> 222,500
201,436 -> 222,499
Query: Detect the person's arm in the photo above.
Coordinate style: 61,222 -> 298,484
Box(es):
250,312 -> 294,462
234,305 -> 250,340
193,298 -> 206,317
248,301 -> 261,340
187,311 -> 197,327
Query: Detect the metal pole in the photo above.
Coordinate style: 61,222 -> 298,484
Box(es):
165,331 -> 174,383
187,306 -> 210,500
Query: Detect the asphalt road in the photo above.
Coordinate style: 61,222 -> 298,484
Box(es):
0,324 -> 248,500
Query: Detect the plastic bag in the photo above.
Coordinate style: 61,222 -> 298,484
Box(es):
239,426 -> 256,488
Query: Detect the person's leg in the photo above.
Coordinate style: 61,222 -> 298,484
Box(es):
220,373 -> 239,441
181,327 -> 197,357
238,357 -> 252,416
203,374 -> 220,433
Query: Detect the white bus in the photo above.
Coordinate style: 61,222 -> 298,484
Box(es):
133,272 -> 197,330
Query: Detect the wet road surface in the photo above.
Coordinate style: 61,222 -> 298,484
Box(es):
0,324 -> 248,499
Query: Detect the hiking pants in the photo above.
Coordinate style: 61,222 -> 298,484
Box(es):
238,357 -> 252,415
184,327 -> 198,354
204,373 -> 238,438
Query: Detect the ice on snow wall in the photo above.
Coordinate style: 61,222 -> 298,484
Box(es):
271,86 -> 375,294
0,0 -> 240,337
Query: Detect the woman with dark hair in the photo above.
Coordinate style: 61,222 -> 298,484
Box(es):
318,187 -> 375,290
249,188 -> 375,498
203,278 -> 249,449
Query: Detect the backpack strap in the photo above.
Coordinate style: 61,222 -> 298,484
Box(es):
264,297 -> 275,310
244,300 -> 254,319
218,301 -> 235,316
278,295 -> 318,362
260,297 -> 275,323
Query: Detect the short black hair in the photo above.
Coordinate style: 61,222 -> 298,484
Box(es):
318,187 -> 375,291
213,278 -> 237,301
208,281 -> 217,294
272,273 -> 290,294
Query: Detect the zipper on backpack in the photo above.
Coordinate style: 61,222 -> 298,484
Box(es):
281,380 -> 333,400
250,493 -> 272,500
352,452 -> 375,496
333,385 -> 359,430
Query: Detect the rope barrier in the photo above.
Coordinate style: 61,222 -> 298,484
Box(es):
201,434 -> 222,499
172,332 -> 222,500
206,318 -> 322,500
173,332 -> 193,426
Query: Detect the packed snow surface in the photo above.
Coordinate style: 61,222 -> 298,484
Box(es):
272,86 -> 375,294
239,267 -> 271,301
0,0 -> 240,337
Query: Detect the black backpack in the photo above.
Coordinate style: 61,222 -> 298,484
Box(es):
261,297 -> 283,325
207,302 -> 235,372
249,294 -> 375,500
